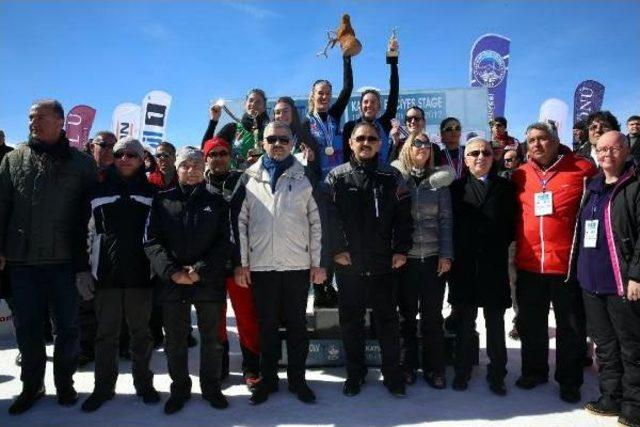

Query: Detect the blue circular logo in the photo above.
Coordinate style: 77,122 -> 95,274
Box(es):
473,50 -> 507,88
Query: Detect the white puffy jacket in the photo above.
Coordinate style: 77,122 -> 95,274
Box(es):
231,158 -> 322,272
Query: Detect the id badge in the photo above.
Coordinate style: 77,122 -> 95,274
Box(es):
534,192 -> 553,216
583,219 -> 599,248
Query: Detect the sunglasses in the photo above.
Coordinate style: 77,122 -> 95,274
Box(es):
405,115 -> 423,122
443,125 -> 462,132
411,139 -> 431,148
155,153 -> 172,159
265,135 -> 291,144
466,150 -> 492,158
207,151 -> 229,158
114,152 -> 139,160
504,158 -> 516,163
354,135 -> 380,143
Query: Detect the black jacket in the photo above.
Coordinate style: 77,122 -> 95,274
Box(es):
570,163 -> 640,297
576,141 -> 597,166
448,174 -> 516,308
205,169 -> 243,202
144,182 -> 231,303
324,156 -> 413,275
88,167 -> 155,288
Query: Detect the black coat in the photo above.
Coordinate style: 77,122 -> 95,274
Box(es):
88,167 -> 156,288
144,182 -> 231,303
324,157 -> 413,275
448,174 -> 516,308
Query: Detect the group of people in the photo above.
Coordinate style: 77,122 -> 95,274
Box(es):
1,46 -> 640,427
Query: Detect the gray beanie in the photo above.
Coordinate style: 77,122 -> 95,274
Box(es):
113,137 -> 145,158
175,146 -> 205,169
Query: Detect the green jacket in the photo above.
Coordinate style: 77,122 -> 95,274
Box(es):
0,135 -> 97,268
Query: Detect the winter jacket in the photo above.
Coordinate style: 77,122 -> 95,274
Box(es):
390,160 -> 454,260
87,167 -> 155,288
512,147 -> 597,275
230,157 -> 322,272
324,156 -> 413,275
448,174 -> 516,308
144,182 -> 231,303
570,163 -> 640,297
148,169 -> 177,190
205,169 -> 242,202
576,141 -> 597,166
0,134 -> 97,269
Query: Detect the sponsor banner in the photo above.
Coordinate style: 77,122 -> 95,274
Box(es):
539,98 -> 570,146
64,105 -> 96,150
112,103 -> 141,141
573,80 -> 605,124
140,90 -> 172,149
470,33 -> 511,120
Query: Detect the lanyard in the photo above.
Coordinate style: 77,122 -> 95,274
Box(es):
310,113 -> 335,149
444,147 -> 463,178
532,155 -> 563,191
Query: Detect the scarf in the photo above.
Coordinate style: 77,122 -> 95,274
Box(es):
261,154 -> 294,193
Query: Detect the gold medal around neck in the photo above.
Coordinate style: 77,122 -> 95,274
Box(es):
325,146 -> 335,156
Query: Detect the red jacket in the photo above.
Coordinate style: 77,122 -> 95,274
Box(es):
512,149 -> 597,275
148,170 -> 177,190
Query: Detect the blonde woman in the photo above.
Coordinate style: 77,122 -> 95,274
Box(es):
391,131 -> 454,388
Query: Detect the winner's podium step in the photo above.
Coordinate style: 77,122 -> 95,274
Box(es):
276,308 -> 479,367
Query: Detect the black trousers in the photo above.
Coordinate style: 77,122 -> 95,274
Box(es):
398,257 -> 446,374
583,290 -> 640,418
163,301 -> 223,398
336,271 -> 401,384
251,270 -> 310,387
516,270 -> 586,388
78,297 -> 96,357
93,287 -> 154,394
455,305 -> 507,381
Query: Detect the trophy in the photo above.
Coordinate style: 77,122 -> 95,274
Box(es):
317,14 -> 362,58
387,28 -> 399,61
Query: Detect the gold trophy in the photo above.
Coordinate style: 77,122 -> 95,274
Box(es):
317,14 -> 362,58
387,28 -> 399,61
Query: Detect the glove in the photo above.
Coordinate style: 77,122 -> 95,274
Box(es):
75,271 -> 95,301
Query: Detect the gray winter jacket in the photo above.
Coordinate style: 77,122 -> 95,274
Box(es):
391,160 -> 454,260
231,157 -> 322,272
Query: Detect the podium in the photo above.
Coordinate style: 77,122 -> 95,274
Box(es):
278,307 -> 479,367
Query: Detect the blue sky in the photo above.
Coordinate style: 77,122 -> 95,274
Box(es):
1,0 -> 639,147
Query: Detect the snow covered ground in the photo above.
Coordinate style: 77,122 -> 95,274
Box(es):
0,301 -> 617,427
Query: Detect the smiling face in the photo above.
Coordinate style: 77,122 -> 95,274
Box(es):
440,119 -> 462,148
155,145 -> 176,174
349,124 -> 380,162
29,104 -> 63,144
588,119 -> 613,146
360,92 -> 380,121
596,131 -> 628,174
245,91 -> 266,117
405,108 -> 425,133
273,101 -> 292,125
409,134 -> 432,168
312,82 -> 332,113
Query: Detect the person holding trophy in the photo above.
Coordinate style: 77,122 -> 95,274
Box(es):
342,30 -> 400,167
201,89 -> 270,168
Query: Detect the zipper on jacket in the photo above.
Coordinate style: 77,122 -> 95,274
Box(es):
539,216 -> 545,274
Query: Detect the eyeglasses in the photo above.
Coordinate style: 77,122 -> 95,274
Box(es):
265,135 -> 291,144
504,158 -> 516,163
354,135 -> 380,143
411,139 -> 431,149
466,150 -> 492,158
443,125 -> 462,132
155,153 -> 172,159
95,142 -> 114,149
589,123 -> 612,132
207,151 -> 229,158
405,115 -> 423,122
595,146 -> 623,155
114,152 -> 139,160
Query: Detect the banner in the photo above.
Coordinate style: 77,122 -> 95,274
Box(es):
64,105 -> 96,150
539,98 -> 570,146
140,90 -> 172,149
255,87 -> 490,146
573,79 -> 605,124
470,33 -> 510,120
112,103 -> 141,141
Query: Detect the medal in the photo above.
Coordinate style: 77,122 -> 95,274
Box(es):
325,146 -> 335,156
